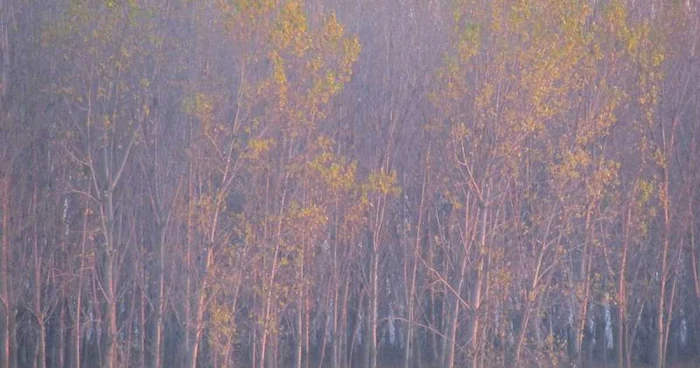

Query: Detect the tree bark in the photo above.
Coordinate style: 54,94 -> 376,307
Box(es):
1,164 -> 17,368
32,180 -> 46,368
100,191 -> 117,368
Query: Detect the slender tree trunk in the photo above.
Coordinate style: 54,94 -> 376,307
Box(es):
0,0 -> 10,112
369,246 -> 379,368
296,249 -> 305,368
319,281 -> 332,368
304,297 -> 310,368
252,317 -> 257,368
656,222 -> 669,368
403,250 -> 418,368
101,192 -> 117,368
186,247 -> 212,368
350,286 -> 365,367
260,241 -> 281,368
656,161 -> 673,368
618,208 -> 631,368
515,232 -> 551,367
56,298 -> 65,368
468,206 -> 487,368
571,208 -> 594,367
330,231 -> 343,368
574,270 -> 591,367
152,226 -> 166,368
138,280 -> 145,368
260,171 -> 289,368
124,260 -> 137,368
330,285 -> 339,368
340,275 -> 350,368
73,204 -> 89,368
405,162 -> 427,368
662,264 -> 679,368
446,254 -> 468,368
569,246 -> 591,368
32,180 -> 46,368
403,258 -> 418,368
0,178 -> 8,368
183,156 -> 196,367
427,243 -> 439,365
368,187 -> 389,368
1,167 -> 16,368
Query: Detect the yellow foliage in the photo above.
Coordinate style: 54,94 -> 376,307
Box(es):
366,170 -> 400,197
246,138 -> 274,161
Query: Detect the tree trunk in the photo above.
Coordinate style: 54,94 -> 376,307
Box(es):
446,254 -> 467,368
1,167 -> 16,368
56,298 -> 66,368
260,241 -> 281,368
73,204 -> 89,368
32,179 -> 46,368
468,206 -> 488,368
618,208 -> 631,368
369,247 -> 379,368
296,250 -> 305,368
33,238 -> 46,368
1,170 -> 10,368
137,258 -> 146,368
405,165 -> 427,368
101,192 -> 117,368
656,168 -> 672,368
186,247 -> 212,368
152,226 -> 166,368
339,275 -> 350,368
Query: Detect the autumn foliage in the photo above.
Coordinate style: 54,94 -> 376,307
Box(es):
1,1 -> 700,368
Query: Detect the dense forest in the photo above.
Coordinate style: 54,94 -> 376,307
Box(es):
1,0 -> 700,367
